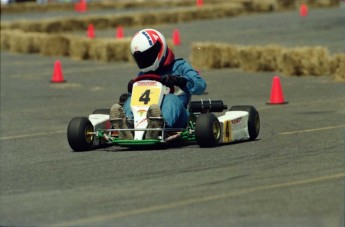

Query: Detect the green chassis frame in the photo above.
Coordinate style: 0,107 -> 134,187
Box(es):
94,116 -> 197,147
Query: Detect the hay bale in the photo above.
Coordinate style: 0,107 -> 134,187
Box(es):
60,18 -> 87,32
239,46 -> 262,71
108,38 -> 131,62
191,43 -> 220,69
191,42 -> 242,69
2,30 -> 43,53
330,54 -> 345,82
278,46 -> 330,76
276,0 -> 296,10
69,36 -> 92,60
252,0 -> 278,12
40,20 -> 64,33
88,38 -> 130,62
257,45 -> 284,71
11,20 -> 42,32
0,30 -> 11,51
40,34 -> 70,56
88,39 -> 113,62
332,63 -> 345,82
218,44 -> 241,68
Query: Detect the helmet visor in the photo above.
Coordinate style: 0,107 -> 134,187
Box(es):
133,41 -> 162,70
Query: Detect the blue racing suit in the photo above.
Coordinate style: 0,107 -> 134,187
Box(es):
123,58 -> 206,128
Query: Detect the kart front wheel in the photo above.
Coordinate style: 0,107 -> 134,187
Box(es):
195,113 -> 221,147
230,105 -> 260,140
67,117 -> 94,152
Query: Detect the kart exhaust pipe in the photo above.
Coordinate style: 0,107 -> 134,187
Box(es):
190,99 -> 227,113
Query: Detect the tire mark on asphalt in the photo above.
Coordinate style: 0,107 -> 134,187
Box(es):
56,172 -> 345,226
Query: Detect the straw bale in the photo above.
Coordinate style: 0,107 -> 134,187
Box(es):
88,39 -> 112,62
275,0 -> 295,10
191,42 -> 242,69
330,54 -> 345,73
156,11 -> 179,24
332,62 -> 345,82
257,45 -> 284,71
40,20 -> 64,33
218,44 -> 242,68
88,39 -> 130,62
1,22 -> 11,30
330,54 -> 345,82
12,20 -> 42,32
222,3 -> 244,16
0,30 -> 11,51
1,30 -> 43,53
239,46 -> 263,71
40,34 -> 70,56
190,43 -> 220,69
60,18 -> 86,32
251,0 -> 278,12
69,36 -> 92,60
110,15 -> 136,28
136,12 -> 159,26
84,17 -> 112,30
106,39 -> 131,62
279,46 -> 330,76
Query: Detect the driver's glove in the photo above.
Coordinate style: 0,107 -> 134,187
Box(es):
127,79 -> 135,93
160,75 -> 187,89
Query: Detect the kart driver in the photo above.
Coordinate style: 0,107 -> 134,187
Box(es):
110,28 -> 206,140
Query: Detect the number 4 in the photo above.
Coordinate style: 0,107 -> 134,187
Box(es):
139,90 -> 151,104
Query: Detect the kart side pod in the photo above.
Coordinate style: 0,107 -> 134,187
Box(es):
190,100 -> 227,113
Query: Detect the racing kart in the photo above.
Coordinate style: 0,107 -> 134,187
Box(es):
67,74 -> 260,151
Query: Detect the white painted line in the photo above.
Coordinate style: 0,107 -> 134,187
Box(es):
279,124 -> 345,135
0,130 -> 65,140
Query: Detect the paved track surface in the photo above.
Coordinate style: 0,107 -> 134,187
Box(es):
1,7 -> 345,227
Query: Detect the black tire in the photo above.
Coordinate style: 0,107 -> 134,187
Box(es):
92,109 -> 110,115
67,117 -> 94,152
195,113 -> 221,147
230,105 -> 260,140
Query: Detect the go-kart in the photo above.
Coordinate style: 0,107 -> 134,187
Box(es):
67,74 -> 260,151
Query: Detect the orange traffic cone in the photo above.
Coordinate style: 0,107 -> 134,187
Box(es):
196,0 -> 203,7
116,25 -> 124,39
87,24 -> 95,39
75,0 -> 87,13
51,60 -> 66,83
172,29 -> 181,46
266,76 -> 288,105
299,3 -> 308,17
74,0 -> 87,13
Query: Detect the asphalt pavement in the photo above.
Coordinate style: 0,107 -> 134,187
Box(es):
1,6 -> 345,227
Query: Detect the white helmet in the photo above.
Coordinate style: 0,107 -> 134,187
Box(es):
130,28 -> 167,73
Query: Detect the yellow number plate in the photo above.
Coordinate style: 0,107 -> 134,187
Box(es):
131,86 -> 162,107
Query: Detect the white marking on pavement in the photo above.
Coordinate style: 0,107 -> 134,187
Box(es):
280,124 -> 345,135
0,130 -> 65,140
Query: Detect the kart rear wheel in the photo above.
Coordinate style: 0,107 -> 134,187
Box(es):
195,113 -> 221,147
67,117 -> 94,152
230,105 -> 260,140
92,109 -> 110,115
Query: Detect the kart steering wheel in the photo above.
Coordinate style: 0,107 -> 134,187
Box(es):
133,74 -> 175,93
